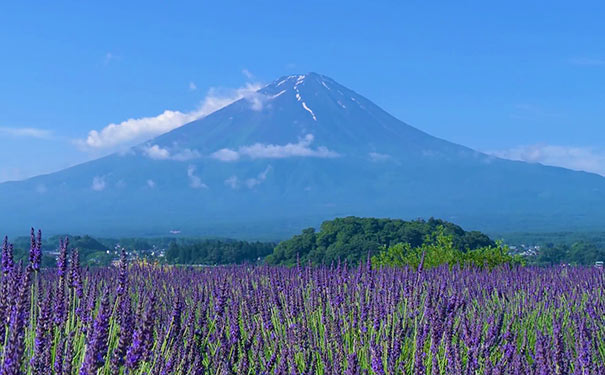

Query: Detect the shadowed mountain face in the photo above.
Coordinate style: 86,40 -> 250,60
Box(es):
2,73 -> 605,238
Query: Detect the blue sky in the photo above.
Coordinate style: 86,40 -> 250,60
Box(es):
1,1 -> 604,182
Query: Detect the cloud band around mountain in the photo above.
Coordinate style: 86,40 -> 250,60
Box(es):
490,144 -> 605,176
78,82 -> 265,151
141,144 -> 201,161
211,134 -> 339,162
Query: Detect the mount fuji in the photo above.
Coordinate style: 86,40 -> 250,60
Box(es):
2,73 -> 605,238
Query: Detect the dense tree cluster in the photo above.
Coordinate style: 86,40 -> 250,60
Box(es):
165,239 -> 275,265
535,241 -> 605,266
266,217 -> 494,266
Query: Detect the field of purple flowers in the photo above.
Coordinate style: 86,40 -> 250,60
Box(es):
0,230 -> 604,375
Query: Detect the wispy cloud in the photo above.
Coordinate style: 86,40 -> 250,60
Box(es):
223,166 -> 273,190
91,176 -> 106,191
245,166 -> 272,188
0,167 -> 28,183
189,82 -> 197,91
77,82 -> 265,152
187,165 -> 208,189
0,127 -> 53,139
224,176 -> 239,189
369,152 -> 391,162
568,57 -> 605,66
242,69 -> 254,79
35,184 -> 47,194
141,144 -> 201,161
211,134 -> 339,162
104,52 -> 116,65
490,144 -> 605,176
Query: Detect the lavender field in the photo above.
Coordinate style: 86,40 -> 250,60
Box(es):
1,232 -> 604,375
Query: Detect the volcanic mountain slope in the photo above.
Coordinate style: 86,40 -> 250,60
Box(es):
2,73 -> 605,238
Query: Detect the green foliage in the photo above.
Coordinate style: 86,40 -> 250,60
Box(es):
534,241 -> 605,266
165,239 -> 275,265
372,227 -> 523,270
499,231 -> 605,265
11,233 -> 275,267
266,216 -> 495,266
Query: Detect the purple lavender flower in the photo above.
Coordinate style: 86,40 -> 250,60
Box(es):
125,293 -> 156,370
110,294 -> 134,374
28,228 -> 42,272
62,332 -> 75,375
68,249 -> 83,298
116,248 -> 128,296
0,265 -> 32,375
1,237 -> 14,274
30,290 -> 53,375
80,292 -> 112,375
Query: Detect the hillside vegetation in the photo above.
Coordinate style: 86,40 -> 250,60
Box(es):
372,227 -> 522,270
266,217 -> 494,266
165,239 -> 275,265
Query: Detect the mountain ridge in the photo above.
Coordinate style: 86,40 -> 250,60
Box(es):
1,72 -> 605,238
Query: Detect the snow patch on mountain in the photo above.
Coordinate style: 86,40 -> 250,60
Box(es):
301,102 -> 317,121
271,90 -> 286,99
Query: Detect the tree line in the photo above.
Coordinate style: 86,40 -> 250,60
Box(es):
165,239 -> 275,265
266,216 -> 495,266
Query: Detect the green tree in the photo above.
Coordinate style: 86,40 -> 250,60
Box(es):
266,217 -> 496,266
536,243 -> 568,265
372,227 -> 522,270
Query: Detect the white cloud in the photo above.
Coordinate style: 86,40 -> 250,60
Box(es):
78,82 -> 264,151
369,152 -> 391,162
246,91 -> 269,111
490,144 -> 605,176
189,81 -> 197,91
141,144 -> 201,161
211,134 -> 339,162
92,176 -> 106,191
147,179 -> 156,188
242,69 -> 254,79
81,110 -> 201,151
172,148 -> 201,161
142,144 -> 171,160
224,176 -> 239,189
246,166 -> 272,188
0,127 -> 52,139
187,165 -> 208,189
211,148 -> 241,162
